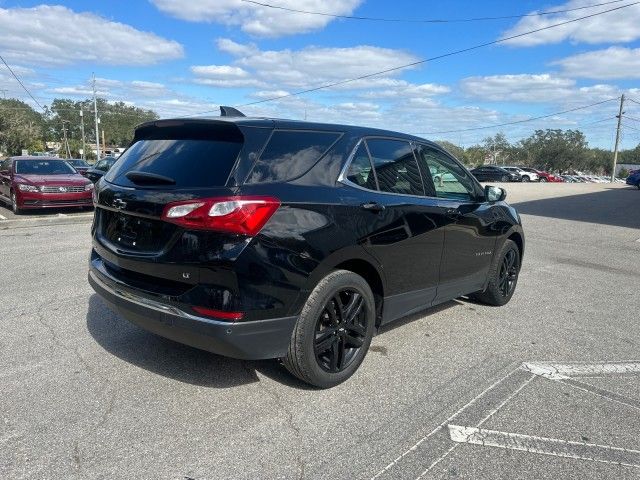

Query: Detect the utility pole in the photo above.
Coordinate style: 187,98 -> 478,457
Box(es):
611,94 -> 625,183
102,129 -> 106,156
61,120 -> 71,159
79,109 -> 86,160
92,73 -> 101,160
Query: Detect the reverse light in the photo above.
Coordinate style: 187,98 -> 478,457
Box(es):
17,184 -> 39,192
192,306 -> 244,321
161,196 -> 280,236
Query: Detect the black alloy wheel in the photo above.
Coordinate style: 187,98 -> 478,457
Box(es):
469,239 -> 520,306
498,249 -> 519,297
501,175 -> 509,182
539,177 -> 547,183
522,175 -> 530,182
283,270 -> 375,388
314,289 -> 368,373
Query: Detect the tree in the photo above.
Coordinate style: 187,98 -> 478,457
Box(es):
47,98 -> 158,152
435,140 -> 465,161
0,99 -> 46,155
519,129 -> 588,173
482,132 -> 510,164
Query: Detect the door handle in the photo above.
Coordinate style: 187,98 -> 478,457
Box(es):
445,208 -> 461,219
361,202 -> 385,213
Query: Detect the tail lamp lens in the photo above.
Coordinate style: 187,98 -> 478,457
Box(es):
162,196 -> 280,236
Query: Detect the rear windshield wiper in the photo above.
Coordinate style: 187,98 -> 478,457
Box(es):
125,171 -> 176,185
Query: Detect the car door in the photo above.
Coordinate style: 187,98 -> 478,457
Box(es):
472,167 -> 489,182
413,144 -> 500,304
339,138 -> 447,324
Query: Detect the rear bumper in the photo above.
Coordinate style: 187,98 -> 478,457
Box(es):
88,268 -> 298,360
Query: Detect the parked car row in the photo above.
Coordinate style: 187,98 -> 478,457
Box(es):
469,165 -> 554,183
468,165 -> 630,184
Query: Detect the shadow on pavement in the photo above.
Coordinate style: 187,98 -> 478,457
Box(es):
86,294 -> 314,390
512,187 -> 640,229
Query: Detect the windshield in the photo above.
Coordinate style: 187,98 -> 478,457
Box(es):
68,160 -> 88,167
15,160 -> 77,175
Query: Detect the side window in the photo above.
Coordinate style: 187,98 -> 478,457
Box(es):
345,143 -> 377,189
0,159 -> 8,172
415,145 -> 477,200
94,160 -> 107,171
247,130 -> 341,184
366,138 -> 424,196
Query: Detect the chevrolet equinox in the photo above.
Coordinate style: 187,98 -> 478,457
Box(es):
88,107 -> 524,388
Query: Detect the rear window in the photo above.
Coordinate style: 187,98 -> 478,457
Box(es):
245,130 -> 341,184
105,123 -> 243,188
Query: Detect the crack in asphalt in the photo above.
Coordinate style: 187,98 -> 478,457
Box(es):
247,362 -> 306,480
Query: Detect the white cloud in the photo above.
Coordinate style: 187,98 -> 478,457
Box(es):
48,78 -> 169,100
501,0 -> 640,46
461,74 -> 576,102
0,5 -> 183,66
191,39 -> 425,93
553,47 -> 640,79
151,0 -> 363,37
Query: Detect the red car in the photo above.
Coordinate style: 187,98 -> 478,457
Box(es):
0,156 -> 94,214
519,167 -> 564,182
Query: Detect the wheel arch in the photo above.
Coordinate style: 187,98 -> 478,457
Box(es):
300,247 -> 386,326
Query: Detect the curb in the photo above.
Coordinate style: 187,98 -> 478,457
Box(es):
0,213 -> 94,230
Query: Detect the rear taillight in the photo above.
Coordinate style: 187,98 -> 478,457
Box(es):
161,196 -> 280,235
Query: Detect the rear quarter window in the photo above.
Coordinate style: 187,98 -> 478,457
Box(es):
245,130 -> 341,184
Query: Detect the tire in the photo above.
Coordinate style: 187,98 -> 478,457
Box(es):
469,239 -> 520,306
11,191 -> 23,215
501,175 -> 509,182
282,270 -> 375,388
539,177 -> 547,183
522,175 -> 530,182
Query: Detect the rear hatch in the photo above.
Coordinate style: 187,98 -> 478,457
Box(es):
95,120 -> 244,258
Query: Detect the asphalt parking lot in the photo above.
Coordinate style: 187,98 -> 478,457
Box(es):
1,183 -> 639,479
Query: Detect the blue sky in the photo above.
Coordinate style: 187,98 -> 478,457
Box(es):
1,0 -> 639,148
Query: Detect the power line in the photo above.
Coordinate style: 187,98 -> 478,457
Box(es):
623,114 -> 640,122
623,122 -> 640,132
576,115 -> 618,127
184,1 -> 639,116
627,97 -> 640,106
240,0 -> 627,23
412,98 -> 620,135
0,53 -> 46,112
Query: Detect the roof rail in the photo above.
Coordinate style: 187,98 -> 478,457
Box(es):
220,106 -> 246,117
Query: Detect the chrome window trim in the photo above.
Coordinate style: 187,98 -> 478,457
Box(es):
338,136 -> 442,200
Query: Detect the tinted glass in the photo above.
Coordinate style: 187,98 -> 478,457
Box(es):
106,132 -> 242,188
415,145 -> 476,200
246,130 -> 340,184
366,138 -> 424,196
68,160 -> 88,167
15,160 -> 76,175
345,143 -> 376,189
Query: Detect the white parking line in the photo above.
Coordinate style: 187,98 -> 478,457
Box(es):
523,361 -> 640,380
414,373 -> 536,480
448,424 -> 640,469
0,213 -> 6,220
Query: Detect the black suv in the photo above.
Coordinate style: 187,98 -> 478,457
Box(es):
89,108 -> 524,388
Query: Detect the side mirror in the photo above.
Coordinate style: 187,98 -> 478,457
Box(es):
485,185 -> 506,202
